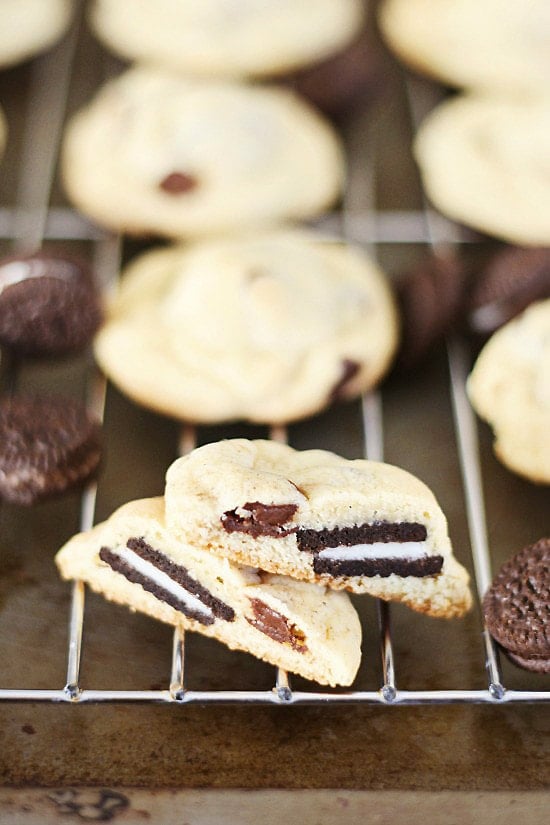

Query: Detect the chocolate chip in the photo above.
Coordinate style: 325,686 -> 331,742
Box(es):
297,522 -> 428,553
246,598 -> 307,652
0,252 -> 102,357
159,172 -> 197,194
330,359 -> 361,401
467,246 -> 550,335
221,502 -> 298,538
312,555 -> 443,578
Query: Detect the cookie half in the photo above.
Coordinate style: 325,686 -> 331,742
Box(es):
414,96 -> 550,246
467,300 -> 550,484
0,0 -> 72,68
0,394 -> 102,505
165,440 -> 472,618
56,497 -> 362,687
90,0 -> 364,79
0,252 -> 102,357
94,230 -> 398,424
62,67 -> 344,239
379,0 -> 550,95
483,539 -> 549,673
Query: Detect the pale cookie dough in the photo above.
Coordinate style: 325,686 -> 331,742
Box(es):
414,96 -> 550,245
61,67 -> 344,238
379,0 -> 550,95
0,0 -> 72,68
56,497 -> 362,687
467,300 -> 550,484
90,0 -> 365,78
165,440 -> 472,618
94,230 -> 398,424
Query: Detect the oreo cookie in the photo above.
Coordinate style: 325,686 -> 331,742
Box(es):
0,252 -> 102,357
467,246 -> 550,336
483,539 -> 550,674
0,394 -> 102,505
395,253 -> 467,369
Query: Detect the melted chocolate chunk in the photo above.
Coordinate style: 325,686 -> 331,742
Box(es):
159,172 -> 197,194
330,359 -> 361,401
99,539 -> 235,625
221,502 -> 298,538
246,598 -> 307,652
297,522 -> 427,553
313,555 -> 444,578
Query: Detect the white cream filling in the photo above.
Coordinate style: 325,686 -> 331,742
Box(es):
318,541 -> 429,562
114,546 -> 213,620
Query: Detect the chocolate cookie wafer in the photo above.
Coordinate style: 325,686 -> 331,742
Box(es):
0,252 -> 102,357
483,539 -> 550,673
0,394 -> 102,505
467,246 -> 550,336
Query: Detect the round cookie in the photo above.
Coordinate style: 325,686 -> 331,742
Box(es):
379,0 -> 550,95
94,229 -> 398,424
0,394 -> 102,505
414,96 -> 550,246
0,0 -> 72,69
89,0 -> 364,79
483,539 -> 549,673
467,300 -> 550,484
62,67 -> 344,239
0,252 -> 103,357
467,246 -> 550,337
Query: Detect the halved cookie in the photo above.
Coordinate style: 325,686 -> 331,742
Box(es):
56,497 -> 362,687
165,440 -> 472,618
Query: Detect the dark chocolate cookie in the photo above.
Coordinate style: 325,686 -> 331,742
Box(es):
483,538 -> 550,673
0,394 -> 102,505
395,253 -> 467,369
0,252 -> 102,357
467,246 -> 550,335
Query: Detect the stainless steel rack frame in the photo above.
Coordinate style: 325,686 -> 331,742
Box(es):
0,4 -> 548,707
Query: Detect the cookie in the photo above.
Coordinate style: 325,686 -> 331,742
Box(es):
0,252 -> 103,357
61,67 -> 344,239
467,247 -> 550,336
0,0 -> 72,68
395,253 -> 466,369
89,0 -> 364,79
165,440 -> 472,618
379,0 -> 550,95
483,539 -> 549,673
94,230 -> 398,424
0,394 -> 102,505
56,497 -> 362,687
288,24 -> 387,122
414,96 -> 550,246
467,300 -> 550,484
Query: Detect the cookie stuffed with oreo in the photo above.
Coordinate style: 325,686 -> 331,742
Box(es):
483,539 -> 550,673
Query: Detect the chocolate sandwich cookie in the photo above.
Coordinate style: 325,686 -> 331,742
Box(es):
56,497 -> 362,687
483,539 -> 550,673
395,253 -> 467,369
0,394 -> 102,505
0,252 -> 102,357
467,246 -> 550,336
165,439 -> 472,618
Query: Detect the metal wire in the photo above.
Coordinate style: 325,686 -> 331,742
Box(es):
1,23 -> 548,704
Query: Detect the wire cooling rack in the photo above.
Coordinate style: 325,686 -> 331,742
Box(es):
0,5 -> 548,706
